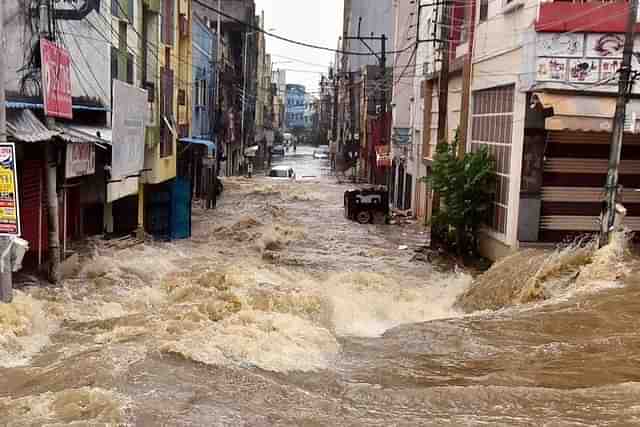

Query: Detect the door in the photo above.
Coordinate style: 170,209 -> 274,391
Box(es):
170,176 -> 192,239
397,162 -> 405,209
405,173 -> 413,211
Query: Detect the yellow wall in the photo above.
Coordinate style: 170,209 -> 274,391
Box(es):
144,0 -> 191,185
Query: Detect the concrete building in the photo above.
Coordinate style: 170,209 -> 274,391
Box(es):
193,0 -> 257,176
3,0 -> 193,271
286,84 -> 306,130
336,0 -> 395,178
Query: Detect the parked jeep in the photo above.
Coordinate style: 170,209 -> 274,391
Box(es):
344,186 -> 389,224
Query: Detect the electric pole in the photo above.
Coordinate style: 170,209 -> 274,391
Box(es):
436,0 -> 451,145
39,0 -> 61,283
344,24 -> 389,183
600,0 -> 639,247
0,0 -> 12,302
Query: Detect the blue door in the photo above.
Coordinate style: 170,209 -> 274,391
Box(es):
170,176 -> 192,239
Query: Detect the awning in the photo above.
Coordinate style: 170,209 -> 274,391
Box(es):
179,138 -> 216,156
6,109 -> 58,142
57,124 -> 112,148
535,92 -> 619,132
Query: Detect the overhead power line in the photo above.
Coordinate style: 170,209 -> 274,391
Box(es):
192,0 -> 414,57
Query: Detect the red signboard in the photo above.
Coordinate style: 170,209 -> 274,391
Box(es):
40,38 -> 72,119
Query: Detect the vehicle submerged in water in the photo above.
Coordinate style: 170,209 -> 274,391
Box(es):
344,186 -> 389,224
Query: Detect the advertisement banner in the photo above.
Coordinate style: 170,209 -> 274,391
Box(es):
111,80 -> 148,184
40,38 -> 73,119
0,144 -> 21,236
65,143 -> 96,179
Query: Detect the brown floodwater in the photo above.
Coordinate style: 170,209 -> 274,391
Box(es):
2,151 -> 640,426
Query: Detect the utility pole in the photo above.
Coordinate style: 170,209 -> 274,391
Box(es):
241,30 -> 250,175
600,0 -> 639,247
436,0 -> 451,145
40,0 -> 61,283
344,22 -> 389,184
215,0 -> 223,178
0,0 -> 12,302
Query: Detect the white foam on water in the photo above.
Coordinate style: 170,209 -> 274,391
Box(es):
322,271 -> 472,337
161,310 -> 339,373
0,291 -> 58,368
0,387 -> 129,426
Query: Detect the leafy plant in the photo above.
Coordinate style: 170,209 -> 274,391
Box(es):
422,131 -> 496,256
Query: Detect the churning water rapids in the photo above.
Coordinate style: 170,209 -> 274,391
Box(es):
2,148 -> 640,426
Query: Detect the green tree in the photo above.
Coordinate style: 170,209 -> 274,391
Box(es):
424,131 -> 496,256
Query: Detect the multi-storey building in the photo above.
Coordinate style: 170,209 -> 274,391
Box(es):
286,84 -> 306,130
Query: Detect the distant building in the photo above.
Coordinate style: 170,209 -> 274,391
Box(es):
304,94 -> 318,130
285,84 -> 306,129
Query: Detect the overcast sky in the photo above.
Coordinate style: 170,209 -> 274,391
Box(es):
253,0 -> 343,96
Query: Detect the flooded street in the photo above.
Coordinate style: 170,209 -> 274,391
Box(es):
2,146 -> 640,426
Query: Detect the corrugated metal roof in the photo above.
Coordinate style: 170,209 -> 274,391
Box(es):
6,109 -> 58,142
58,124 -> 112,145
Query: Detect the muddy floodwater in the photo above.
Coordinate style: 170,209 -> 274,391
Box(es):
2,147 -> 640,426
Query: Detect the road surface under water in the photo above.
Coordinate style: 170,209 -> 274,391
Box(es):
1,146 -> 640,426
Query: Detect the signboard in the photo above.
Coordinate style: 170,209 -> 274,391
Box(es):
537,33 -> 584,57
537,57 -> 568,81
40,38 -> 72,119
52,0 -> 101,20
65,143 -> 96,179
0,144 -> 21,236
569,59 -> 599,83
392,127 -> 412,145
111,80 -> 147,182
586,33 -> 624,58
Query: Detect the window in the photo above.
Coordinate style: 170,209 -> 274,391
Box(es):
470,85 -> 515,235
161,0 -> 174,45
479,0 -> 488,22
195,79 -> 207,106
160,67 -> 174,158
112,0 -> 132,20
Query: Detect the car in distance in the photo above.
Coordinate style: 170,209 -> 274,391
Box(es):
268,166 -> 295,179
271,145 -> 285,156
313,145 -> 330,159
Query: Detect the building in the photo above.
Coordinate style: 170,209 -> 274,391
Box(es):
253,12 -> 274,167
286,84 -> 306,129
3,0 -> 194,276
404,0 -> 640,259
336,0 -> 395,181
193,0 -> 257,176
304,94 -> 318,130
184,14 -> 218,206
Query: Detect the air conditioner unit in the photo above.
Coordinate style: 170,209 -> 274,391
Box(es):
624,111 -> 637,133
423,62 -> 430,76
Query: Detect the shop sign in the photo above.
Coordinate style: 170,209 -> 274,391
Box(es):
65,143 -> 96,179
111,80 -> 147,181
0,144 -> 21,236
40,38 -> 72,119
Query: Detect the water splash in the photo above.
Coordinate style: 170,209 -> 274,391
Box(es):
0,291 -> 56,368
161,310 -> 339,373
322,271 -> 471,337
458,232 -> 632,312
0,387 -> 129,426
